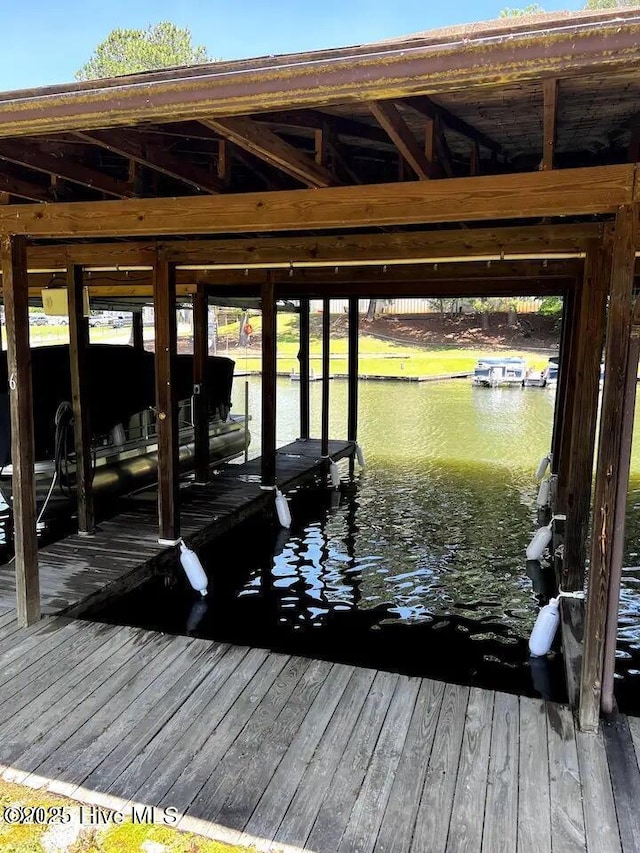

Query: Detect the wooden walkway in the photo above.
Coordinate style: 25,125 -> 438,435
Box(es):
0,438 -> 353,615
0,437 -> 639,852
0,610 -> 639,852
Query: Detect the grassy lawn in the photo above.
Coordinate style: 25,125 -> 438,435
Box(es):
0,779 -> 248,853
222,314 -> 551,377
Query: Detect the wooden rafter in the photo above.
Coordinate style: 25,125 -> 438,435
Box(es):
542,79 -> 558,171
0,140 -> 132,198
253,109 -> 393,147
369,101 -> 437,180
200,117 -> 339,188
403,95 -> 504,156
0,172 -> 51,202
0,164 -> 633,239
75,129 -> 226,194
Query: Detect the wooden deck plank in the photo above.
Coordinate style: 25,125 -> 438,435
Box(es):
189,659 -> 340,841
104,645 -> 261,805
481,692 -> 519,853
336,675 -> 421,853
47,638 -> 219,798
31,635 -> 195,788
273,667 -> 377,850
234,663 -> 356,846
629,716 -> 640,769
2,630 -> 175,783
518,696 -> 551,853
375,678 -> 446,853
76,641 -> 230,795
152,651 -> 288,812
183,656 -> 320,832
0,621 -> 127,721
411,683 -> 469,853
445,687 -> 494,853
306,670 -> 399,853
575,726 -> 622,853
547,702 -> 587,852
602,715 -> 640,853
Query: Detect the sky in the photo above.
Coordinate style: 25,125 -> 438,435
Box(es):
0,0 -> 586,91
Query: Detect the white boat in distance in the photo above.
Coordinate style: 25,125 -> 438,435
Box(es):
472,357 -> 527,388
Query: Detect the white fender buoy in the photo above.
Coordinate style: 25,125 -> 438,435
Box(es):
529,597 -> 560,656
526,523 -> 553,561
329,460 -> 341,489
355,443 -> 365,467
535,454 -> 551,481
179,539 -> 208,597
536,478 -> 551,508
275,488 -> 291,528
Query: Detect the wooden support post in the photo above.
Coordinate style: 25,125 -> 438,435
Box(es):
560,244 -> 609,591
153,251 -> 180,543
580,205 -> 636,731
348,297 -> 359,443
192,287 -> 210,484
542,79 -> 558,171
551,286 -> 575,477
298,298 -> 310,440
67,263 -> 94,534
1,235 -> 39,626
601,305 -> 640,713
261,274 -> 277,487
131,310 -> 144,350
321,297 -> 330,458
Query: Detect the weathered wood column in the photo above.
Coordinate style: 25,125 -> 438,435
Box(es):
2,235 -> 39,626
601,303 -> 640,714
579,205 -> 636,731
131,310 -> 144,350
153,251 -> 180,543
321,298 -> 330,457
261,275 -> 277,487
67,263 -> 95,534
550,286 -> 575,476
192,287 -> 210,484
347,297 -> 359,443
298,298 -> 310,440
559,243 -> 609,591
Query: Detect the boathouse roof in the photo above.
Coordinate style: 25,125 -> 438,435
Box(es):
0,8 -> 637,211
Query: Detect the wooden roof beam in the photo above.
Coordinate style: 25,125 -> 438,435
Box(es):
542,79 -> 558,171
0,140 -> 132,198
252,109 -> 393,147
75,129 -> 226,194
0,172 -> 52,202
21,223 -> 603,271
369,101 -> 437,180
1,164 -> 632,239
200,117 -> 339,188
403,95 -> 504,157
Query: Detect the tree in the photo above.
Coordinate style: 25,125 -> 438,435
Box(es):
583,0 -> 637,6
499,4 -> 545,16
76,22 -> 210,81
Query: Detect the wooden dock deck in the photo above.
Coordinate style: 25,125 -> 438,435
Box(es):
0,438 -> 638,852
0,610 -> 639,852
0,438 -> 353,615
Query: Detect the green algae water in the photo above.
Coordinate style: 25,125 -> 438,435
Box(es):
85,375 -> 638,708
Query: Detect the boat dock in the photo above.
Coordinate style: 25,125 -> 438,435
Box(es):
0,604 -> 639,852
0,438 -> 353,615
0,441 -> 638,851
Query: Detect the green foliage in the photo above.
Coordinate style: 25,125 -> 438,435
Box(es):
499,4 -> 545,16
584,0 -> 636,7
538,296 -> 563,316
76,22 -> 210,81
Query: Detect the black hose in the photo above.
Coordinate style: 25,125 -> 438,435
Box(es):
54,401 -> 73,496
